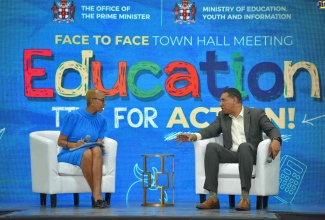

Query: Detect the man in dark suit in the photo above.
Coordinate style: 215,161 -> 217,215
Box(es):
175,88 -> 281,211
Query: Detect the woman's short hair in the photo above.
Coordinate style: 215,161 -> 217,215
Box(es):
86,89 -> 99,106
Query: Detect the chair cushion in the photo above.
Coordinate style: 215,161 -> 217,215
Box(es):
219,163 -> 256,178
58,162 -> 107,176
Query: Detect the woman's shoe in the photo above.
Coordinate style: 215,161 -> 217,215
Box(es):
101,199 -> 108,208
92,196 -> 108,208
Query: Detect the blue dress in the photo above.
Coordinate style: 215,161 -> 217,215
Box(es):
57,109 -> 108,166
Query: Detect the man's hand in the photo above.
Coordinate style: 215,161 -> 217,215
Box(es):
175,133 -> 197,145
269,139 -> 281,159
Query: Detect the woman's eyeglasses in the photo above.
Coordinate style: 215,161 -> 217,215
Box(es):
92,98 -> 106,103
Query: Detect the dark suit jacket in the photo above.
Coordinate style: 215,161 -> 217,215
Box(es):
198,106 -> 281,150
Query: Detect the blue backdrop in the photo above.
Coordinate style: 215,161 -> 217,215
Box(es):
0,0 -> 324,205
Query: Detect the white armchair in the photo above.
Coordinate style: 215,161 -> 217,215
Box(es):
194,134 -> 280,209
29,130 -> 117,207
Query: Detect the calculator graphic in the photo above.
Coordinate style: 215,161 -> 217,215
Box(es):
275,155 -> 307,204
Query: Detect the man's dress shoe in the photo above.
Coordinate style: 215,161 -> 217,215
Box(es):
196,197 -> 220,209
235,198 -> 250,211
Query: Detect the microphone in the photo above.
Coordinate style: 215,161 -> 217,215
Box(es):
84,135 -> 91,142
267,154 -> 273,163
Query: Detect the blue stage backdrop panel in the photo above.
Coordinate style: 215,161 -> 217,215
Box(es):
0,0 -> 324,205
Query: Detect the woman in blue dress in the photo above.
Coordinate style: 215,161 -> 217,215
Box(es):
57,89 -> 108,208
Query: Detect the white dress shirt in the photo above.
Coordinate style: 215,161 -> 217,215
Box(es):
229,107 -> 246,152
195,107 -> 246,152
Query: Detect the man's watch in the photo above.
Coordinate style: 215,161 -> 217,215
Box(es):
272,137 -> 282,145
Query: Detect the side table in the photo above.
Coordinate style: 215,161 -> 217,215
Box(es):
141,154 -> 174,206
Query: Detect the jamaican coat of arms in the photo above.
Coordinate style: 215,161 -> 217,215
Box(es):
51,0 -> 75,23
173,0 -> 196,24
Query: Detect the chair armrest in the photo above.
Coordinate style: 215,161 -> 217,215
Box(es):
255,138 -> 281,195
193,137 -> 218,194
194,139 -> 212,175
102,137 -> 118,176
29,132 -> 59,193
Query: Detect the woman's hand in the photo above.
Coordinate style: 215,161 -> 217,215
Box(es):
58,134 -> 86,149
97,139 -> 104,149
75,139 -> 86,148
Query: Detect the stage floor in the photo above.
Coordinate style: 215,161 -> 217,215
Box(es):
1,200 -> 325,220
